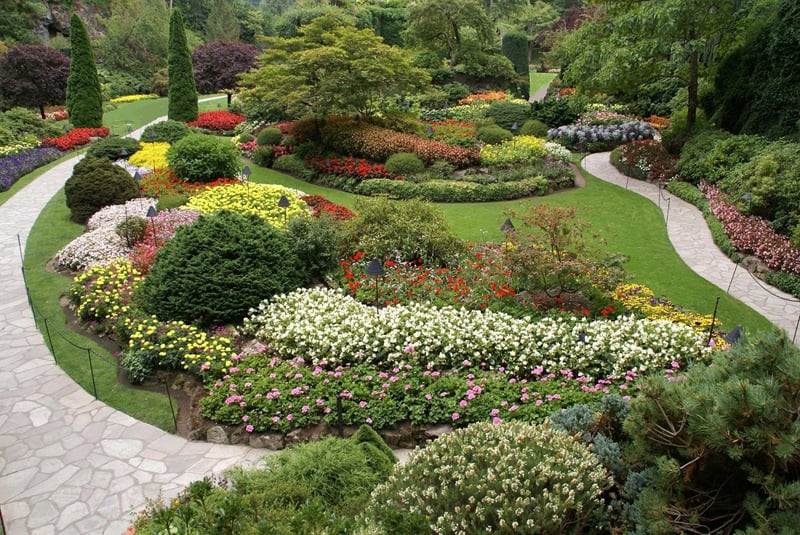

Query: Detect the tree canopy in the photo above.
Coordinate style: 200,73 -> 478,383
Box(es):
192,40 -> 259,105
0,44 -> 70,118
403,0 -> 495,63
238,14 -> 431,120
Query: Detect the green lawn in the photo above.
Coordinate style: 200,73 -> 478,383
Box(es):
530,72 -> 557,96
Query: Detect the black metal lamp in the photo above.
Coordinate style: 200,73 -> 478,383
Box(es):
278,194 -> 290,223
500,217 -> 515,233
146,205 -> 159,247
366,258 -> 385,307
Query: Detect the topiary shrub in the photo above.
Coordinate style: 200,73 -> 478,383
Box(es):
64,156 -> 140,224
85,135 -> 142,160
166,133 -> 241,183
237,132 -> 254,143
256,126 -> 282,146
251,145 -> 274,168
369,421 -> 611,534
141,119 -> 191,144
384,152 -> 424,176
138,210 -> 306,326
520,118 -> 549,138
476,124 -> 513,144
484,98 -> 531,131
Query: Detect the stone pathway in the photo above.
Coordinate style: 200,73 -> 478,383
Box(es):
583,152 -> 800,341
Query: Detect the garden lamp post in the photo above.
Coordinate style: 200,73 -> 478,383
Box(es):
366,257 -> 385,307
278,194 -> 290,224
146,205 -> 159,247
500,217 -> 515,233
511,122 -> 519,134
742,193 -> 752,213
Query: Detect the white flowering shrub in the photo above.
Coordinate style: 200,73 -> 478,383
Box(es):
243,287 -> 711,378
86,197 -> 158,230
369,421 -> 611,534
54,227 -> 129,271
544,141 -> 572,162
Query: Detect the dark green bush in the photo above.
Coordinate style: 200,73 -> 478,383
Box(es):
0,107 -> 62,141
85,136 -> 142,160
476,124 -> 513,144
426,159 -> 455,180
530,97 -> 581,127
251,145 -> 274,168
115,216 -> 148,248
484,99 -> 531,131
343,196 -> 466,266
166,133 -> 241,183
520,119 -> 549,138
384,152 -> 424,176
64,156 -> 140,224
661,106 -> 709,154
238,132 -> 254,143
273,154 -> 312,179
763,270 -> 800,298
256,126 -> 282,146
676,131 -> 761,184
138,210 -> 305,326
141,120 -> 191,144
287,213 -> 347,284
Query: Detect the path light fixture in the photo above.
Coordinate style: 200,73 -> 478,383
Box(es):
500,217 -> 515,233
741,193 -> 752,213
511,122 -> 519,133
278,194 -> 290,224
724,325 -> 742,345
146,205 -> 159,247
241,165 -> 251,192
365,258 -> 385,307
119,148 -> 128,159
127,123 -> 133,134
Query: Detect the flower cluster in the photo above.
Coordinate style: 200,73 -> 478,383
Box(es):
187,111 -> 246,131
128,209 -> 201,273
44,109 -> 68,121
41,127 -> 110,151
0,138 -> 40,158
55,227 -> 130,271
243,287 -> 711,379
547,121 -> 656,151
69,259 -> 142,323
300,194 -> 355,220
701,183 -> 800,274
86,197 -> 159,230
183,183 -> 309,229
544,141 -> 572,162
422,120 -> 477,147
0,147 -> 62,192
457,91 -> 507,105
615,283 -> 722,336
109,94 -> 159,103
306,156 -> 398,181
480,135 -> 548,166
577,107 -> 635,126
614,140 -> 678,183
137,168 -> 238,197
128,142 -> 170,170
419,103 -> 490,123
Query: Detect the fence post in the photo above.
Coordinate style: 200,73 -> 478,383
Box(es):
163,379 -> 177,431
43,318 -> 57,364
87,349 -> 98,399
0,500 -> 7,535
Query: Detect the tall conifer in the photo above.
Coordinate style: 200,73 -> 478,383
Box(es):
167,8 -> 198,122
66,14 -> 103,128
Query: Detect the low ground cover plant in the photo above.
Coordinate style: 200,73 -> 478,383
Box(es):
0,147 -> 63,191
547,121 -> 656,152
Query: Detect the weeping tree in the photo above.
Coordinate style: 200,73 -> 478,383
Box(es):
66,14 -> 103,128
167,8 -> 198,122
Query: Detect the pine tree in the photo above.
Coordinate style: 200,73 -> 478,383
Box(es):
66,14 -> 103,128
205,0 -> 240,42
167,8 -> 199,122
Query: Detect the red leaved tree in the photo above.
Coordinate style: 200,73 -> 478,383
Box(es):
0,45 -> 70,119
192,40 -> 260,106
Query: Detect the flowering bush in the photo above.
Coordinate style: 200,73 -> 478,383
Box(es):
137,168 -> 238,197
457,91 -> 507,105
544,141 -> 572,162
41,127 -> 110,151
55,227 -> 130,271
306,156 -> 398,181
480,135 -> 548,166
577,105 -> 635,126
243,287 -> 711,378
0,138 -> 40,158
612,140 -> 679,183
44,109 -> 69,121
183,183 -> 309,229
109,94 -> 159,103
186,110 -> 246,131
127,142 -> 170,169
0,147 -> 62,191
127,209 -> 201,274
69,259 -> 142,324
85,197 -> 159,230
547,121 -> 656,152
702,182 -> 800,274
370,421 -> 611,534
300,194 -> 355,220
422,119 -> 477,147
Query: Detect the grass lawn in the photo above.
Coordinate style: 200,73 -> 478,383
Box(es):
530,72 -> 557,96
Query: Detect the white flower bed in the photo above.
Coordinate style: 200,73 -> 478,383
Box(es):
86,197 -> 158,230
244,287 -> 711,378
54,227 -> 128,271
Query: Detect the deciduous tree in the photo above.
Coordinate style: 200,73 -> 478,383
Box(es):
0,44 -> 70,119
192,40 -> 259,105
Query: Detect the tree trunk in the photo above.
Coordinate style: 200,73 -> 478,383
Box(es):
39,104 -> 46,120
687,49 -> 698,132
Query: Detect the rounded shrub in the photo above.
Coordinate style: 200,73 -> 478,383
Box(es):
141,119 -> 191,144
166,132 -> 241,183
287,213 -> 347,283
384,152 -> 424,176
64,156 -> 140,224
85,136 -> 141,160
237,132 -> 255,143
484,99 -> 531,130
369,421 -> 611,534
256,126 -> 282,146
476,124 -> 513,144
273,154 -> 311,179
138,210 -> 306,326
252,145 -> 274,168
520,119 -> 549,138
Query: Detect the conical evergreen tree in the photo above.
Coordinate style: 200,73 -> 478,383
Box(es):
66,14 -> 103,128
168,8 -> 199,122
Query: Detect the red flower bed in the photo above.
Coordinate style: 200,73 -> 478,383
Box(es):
301,194 -> 356,220
187,111 -> 246,131
615,140 -> 678,183
701,182 -> 800,274
138,168 -> 239,197
41,127 -> 110,151
306,156 -> 398,180
321,116 -> 481,168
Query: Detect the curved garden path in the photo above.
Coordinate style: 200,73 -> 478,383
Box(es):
583,152 -> 800,342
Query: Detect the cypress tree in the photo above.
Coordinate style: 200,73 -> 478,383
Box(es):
168,8 -> 199,122
66,14 -> 103,128
501,31 -> 530,101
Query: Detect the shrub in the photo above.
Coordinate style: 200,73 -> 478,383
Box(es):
138,210 -> 306,327
0,107 -> 62,140
64,156 -> 140,224
384,152 -> 424,176
675,131 -> 762,185
287,213 -> 348,283
763,270 -> 800,298
257,126 -> 283,146
547,121 -> 656,152
476,124 -> 513,144
660,106 -> 708,154
480,135 -> 548,166
610,140 -> 679,183
273,154 -> 312,179
85,136 -> 142,161
530,97 -> 581,127
140,120 -> 191,144
166,133 -> 241,183
369,421 -> 611,534
484,98 -> 531,130
520,118 -> 549,137
251,145 -> 274,167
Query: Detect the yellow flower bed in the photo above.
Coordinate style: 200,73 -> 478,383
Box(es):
70,260 -> 143,322
480,135 -> 548,166
615,283 -> 720,334
110,94 -> 160,103
128,142 -> 170,169
184,183 -> 309,229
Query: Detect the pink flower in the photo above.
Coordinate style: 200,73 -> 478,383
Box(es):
490,408 -> 499,417
452,412 -> 460,421
242,415 -> 249,422
245,425 -> 254,433
366,417 -> 373,424
492,417 -> 502,424
459,400 -> 468,408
